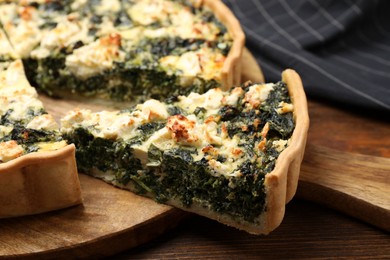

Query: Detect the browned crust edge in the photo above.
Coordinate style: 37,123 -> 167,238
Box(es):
202,0 -> 245,89
263,69 -> 309,234
0,144 -> 82,218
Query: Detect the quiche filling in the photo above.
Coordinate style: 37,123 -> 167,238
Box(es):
0,60 -> 66,163
61,81 -> 295,223
0,0 -> 232,102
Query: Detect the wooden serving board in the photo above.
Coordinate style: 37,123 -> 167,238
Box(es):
1,49 -> 389,258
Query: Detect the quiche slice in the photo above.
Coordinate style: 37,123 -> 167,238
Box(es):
0,0 -> 244,102
0,60 -> 82,218
61,69 -> 309,234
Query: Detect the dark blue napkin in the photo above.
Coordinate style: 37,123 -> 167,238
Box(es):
223,0 -> 390,113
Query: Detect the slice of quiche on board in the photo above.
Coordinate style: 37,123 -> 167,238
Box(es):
61,69 -> 309,235
0,60 -> 82,218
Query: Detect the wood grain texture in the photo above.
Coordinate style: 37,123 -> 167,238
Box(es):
0,174 -> 187,259
298,144 -> 390,231
120,200 -> 390,259
307,100 -> 390,158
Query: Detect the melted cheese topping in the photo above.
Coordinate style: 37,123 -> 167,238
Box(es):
223,87 -> 244,106
36,140 -> 67,152
127,0 -> 221,41
26,114 -> 59,131
0,60 -> 66,162
244,83 -> 274,109
0,3 -> 18,26
0,59 -> 30,89
61,99 -> 169,140
130,110 -> 245,177
160,52 -> 201,77
276,101 -> 294,114
127,0 -> 174,26
0,60 -> 42,121
65,34 -> 125,78
62,82 -> 290,178
0,125 -> 13,138
0,3 -> 43,58
0,140 -> 24,162
272,139 -> 289,153
5,19 -> 42,58
0,29 -> 18,59
97,16 -> 119,36
166,114 -> 203,147
172,116 -> 218,147
17,0 -> 48,5
1,94 -> 43,122
71,0 -> 87,10
177,87 -> 245,118
31,15 -> 92,59
160,48 -> 225,83
168,7 -> 221,41
95,0 -> 121,15
177,88 -> 224,117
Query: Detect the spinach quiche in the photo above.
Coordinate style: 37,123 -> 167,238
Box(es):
0,60 -> 82,218
0,0 -> 309,235
61,69 -> 309,234
0,0 -> 244,102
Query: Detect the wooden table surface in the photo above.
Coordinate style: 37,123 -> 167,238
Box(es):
113,98 -> 390,259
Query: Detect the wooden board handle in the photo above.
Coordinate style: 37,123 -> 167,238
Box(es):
297,144 -> 390,231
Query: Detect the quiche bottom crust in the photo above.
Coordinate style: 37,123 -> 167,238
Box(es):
0,144 -> 82,218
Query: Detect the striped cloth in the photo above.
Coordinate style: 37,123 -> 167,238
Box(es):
223,0 -> 390,112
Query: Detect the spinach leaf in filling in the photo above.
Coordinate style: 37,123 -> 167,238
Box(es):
0,108 -> 46,126
0,123 -> 63,154
136,146 -> 267,223
66,125 -> 267,223
25,54 -> 220,102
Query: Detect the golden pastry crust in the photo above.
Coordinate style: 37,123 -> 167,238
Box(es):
0,60 -> 82,218
202,0 -> 245,89
262,69 -> 309,234
0,144 -> 82,218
